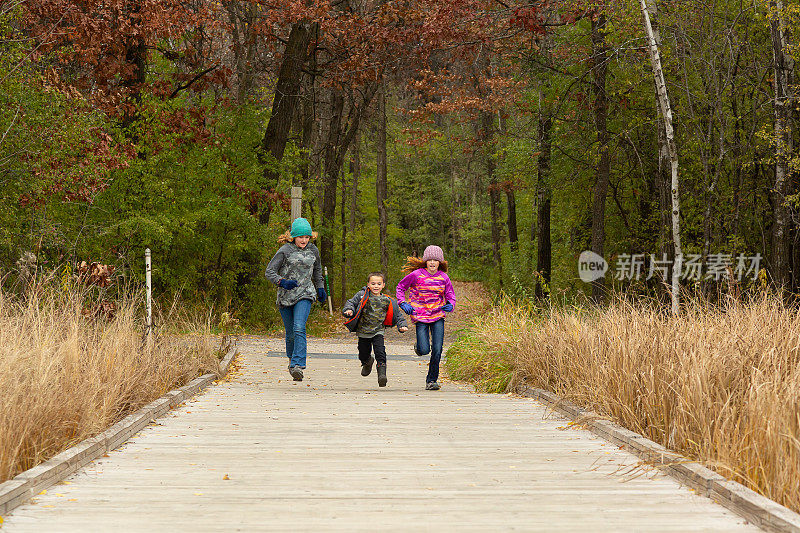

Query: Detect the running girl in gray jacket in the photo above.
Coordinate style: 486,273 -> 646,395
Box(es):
265,217 -> 326,381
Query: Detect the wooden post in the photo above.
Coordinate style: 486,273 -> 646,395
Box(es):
324,267 -> 333,316
291,186 -> 302,221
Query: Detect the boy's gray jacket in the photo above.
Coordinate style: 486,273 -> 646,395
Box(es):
265,242 -> 323,307
342,287 -> 407,333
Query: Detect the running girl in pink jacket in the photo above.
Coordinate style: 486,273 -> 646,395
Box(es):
396,245 -> 456,390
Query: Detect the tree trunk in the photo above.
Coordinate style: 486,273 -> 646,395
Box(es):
259,22 -> 311,225
319,84 -> 378,274
499,110 -> 518,252
348,132 -> 361,284
590,11 -> 610,302
768,0 -> 794,288
535,103 -> 552,299
450,156 -> 460,257
299,23 -> 318,191
506,189 -> 518,252
649,0 -> 674,288
340,162 -> 348,307
376,83 -> 389,277
481,110 -> 502,283
641,0 -> 682,315
223,1 -> 257,105
121,2 -> 147,137
321,89 -> 345,274
730,75 -> 744,247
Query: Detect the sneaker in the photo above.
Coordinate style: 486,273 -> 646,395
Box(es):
361,356 -> 375,376
289,366 -> 304,381
425,381 -> 440,391
377,365 -> 387,387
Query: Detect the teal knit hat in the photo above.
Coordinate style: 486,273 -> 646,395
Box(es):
290,217 -> 313,238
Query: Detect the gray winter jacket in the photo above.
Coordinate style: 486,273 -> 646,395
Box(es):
265,242 -> 324,307
342,287 -> 407,333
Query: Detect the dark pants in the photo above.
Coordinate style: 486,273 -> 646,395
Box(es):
358,335 -> 387,367
415,319 -> 445,383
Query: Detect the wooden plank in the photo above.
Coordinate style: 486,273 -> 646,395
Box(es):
1,338 -> 760,532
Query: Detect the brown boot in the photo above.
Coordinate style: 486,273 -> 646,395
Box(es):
361,356 -> 375,376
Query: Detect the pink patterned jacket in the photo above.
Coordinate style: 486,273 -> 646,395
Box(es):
396,268 -> 456,323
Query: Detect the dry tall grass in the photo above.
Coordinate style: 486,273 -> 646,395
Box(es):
0,286 -> 220,482
446,294 -> 800,513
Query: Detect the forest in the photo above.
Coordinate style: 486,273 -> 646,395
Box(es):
0,0 -> 798,326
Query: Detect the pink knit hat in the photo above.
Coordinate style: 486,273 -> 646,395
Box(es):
422,245 -> 445,262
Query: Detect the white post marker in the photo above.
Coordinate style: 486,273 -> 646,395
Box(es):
324,266 -> 333,316
291,186 -> 302,221
145,248 -> 152,340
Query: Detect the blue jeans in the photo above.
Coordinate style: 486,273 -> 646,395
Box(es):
278,299 -> 313,369
415,318 -> 445,383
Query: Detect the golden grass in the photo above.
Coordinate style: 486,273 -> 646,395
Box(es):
0,286 -> 220,482
446,294 -> 800,513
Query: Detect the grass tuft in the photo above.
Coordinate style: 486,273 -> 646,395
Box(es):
0,284 -> 218,482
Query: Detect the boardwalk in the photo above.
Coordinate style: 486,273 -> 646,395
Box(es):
3,337 -> 758,532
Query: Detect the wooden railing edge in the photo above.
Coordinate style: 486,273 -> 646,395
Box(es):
515,384 -> 800,533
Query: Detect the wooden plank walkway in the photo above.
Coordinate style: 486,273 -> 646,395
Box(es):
2,337 -> 759,532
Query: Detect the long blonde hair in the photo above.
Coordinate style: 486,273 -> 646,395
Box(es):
401,256 -> 448,274
278,230 -> 318,244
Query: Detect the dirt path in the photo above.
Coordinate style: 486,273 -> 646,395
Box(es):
329,280 -> 492,344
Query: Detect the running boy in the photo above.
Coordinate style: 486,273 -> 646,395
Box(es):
342,272 -> 408,387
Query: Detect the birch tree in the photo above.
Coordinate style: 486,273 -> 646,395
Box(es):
640,0 -> 683,314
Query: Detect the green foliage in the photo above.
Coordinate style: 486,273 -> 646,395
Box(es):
81,100 -> 293,328
2,0 -> 796,327
0,18 -> 126,280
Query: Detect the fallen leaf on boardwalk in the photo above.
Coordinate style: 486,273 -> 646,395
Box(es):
68,499 -> 78,502
38,490 -> 47,495
0,517 -> 4,525
194,492 -> 203,496
54,493 -> 64,497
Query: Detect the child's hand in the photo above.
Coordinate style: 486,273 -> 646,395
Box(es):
343,309 -> 353,317
441,303 -> 454,313
278,279 -> 298,290
398,326 -> 408,333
